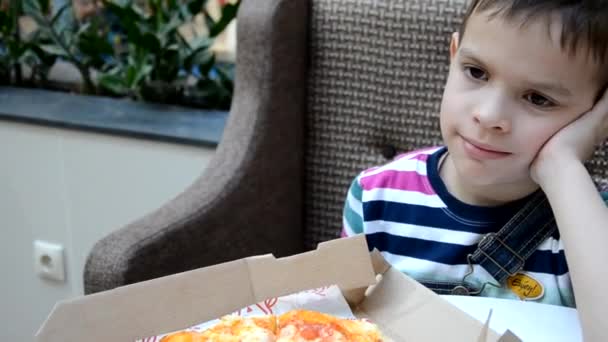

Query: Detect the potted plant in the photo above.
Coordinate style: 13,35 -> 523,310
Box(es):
98,0 -> 237,109
2,0 -> 238,109
0,0 -> 57,87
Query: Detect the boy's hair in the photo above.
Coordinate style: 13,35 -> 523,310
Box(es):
458,0 -> 608,86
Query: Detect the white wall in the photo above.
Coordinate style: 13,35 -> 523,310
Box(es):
0,121 -> 215,341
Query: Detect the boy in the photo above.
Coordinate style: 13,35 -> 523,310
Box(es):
342,1 -> 608,340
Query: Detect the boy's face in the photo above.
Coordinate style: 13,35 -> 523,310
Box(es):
440,10 -> 602,188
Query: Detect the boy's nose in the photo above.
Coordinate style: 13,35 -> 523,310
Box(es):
473,97 -> 512,133
473,114 -> 511,133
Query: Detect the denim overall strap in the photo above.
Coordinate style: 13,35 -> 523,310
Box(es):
469,190 -> 557,284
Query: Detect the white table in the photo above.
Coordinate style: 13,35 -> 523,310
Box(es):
441,296 -> 582,342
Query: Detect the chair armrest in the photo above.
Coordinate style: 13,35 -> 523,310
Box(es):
84,0 -> 310,294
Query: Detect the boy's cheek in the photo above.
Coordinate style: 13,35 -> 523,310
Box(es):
516,125 -> 560,158
440,92 -> 469,123
442,77 -> 473,109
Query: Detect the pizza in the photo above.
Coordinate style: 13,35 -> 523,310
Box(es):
276,310 -> 383,341
159,310 -> 384,341
159,315 -> 275,342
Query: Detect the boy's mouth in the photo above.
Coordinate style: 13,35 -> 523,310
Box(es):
460,136 -> 512,159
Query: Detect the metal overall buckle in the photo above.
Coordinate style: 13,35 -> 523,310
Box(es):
450,231 -> 526,296
450,254 -> 502,296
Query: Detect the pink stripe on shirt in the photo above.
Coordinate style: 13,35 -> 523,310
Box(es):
362,149 -> 435,176
394,149 -> 434,162
360,170 -> 434,195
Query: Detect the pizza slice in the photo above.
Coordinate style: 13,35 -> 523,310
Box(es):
277,310 -> 384,342
160,315 -> 276,342
158,330 -> 204,342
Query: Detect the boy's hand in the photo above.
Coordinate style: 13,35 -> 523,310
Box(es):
531,88 -> 608,184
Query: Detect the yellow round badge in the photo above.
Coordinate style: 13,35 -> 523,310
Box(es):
507,273 -> 544,300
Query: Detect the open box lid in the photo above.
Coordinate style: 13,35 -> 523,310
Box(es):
356,250 -> 520,342
36,236 -> 520,341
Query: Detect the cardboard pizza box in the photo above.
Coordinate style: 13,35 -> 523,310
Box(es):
36,235 -> 520,341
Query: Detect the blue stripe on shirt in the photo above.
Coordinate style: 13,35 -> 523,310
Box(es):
364,200 -> 499,234
367,232 -> 569,275
366,232 -> 477,265
525,249 -> 569,276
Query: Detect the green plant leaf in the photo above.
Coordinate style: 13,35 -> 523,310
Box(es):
103,0 -> 144,41
187,0 -> 208,15
39,44 -> 69,57
78,35 -> 114,68
98,73 -> 128,95
188,36 -> 213,52
101,0 -> 125,14
19,48 -> 41,66
141,32 -> 161,53
201,9 -> 215,29
30,44 -> 58,66
23,2 -> 48,26
214,64 -> 234,91
123,59 -> 152,88
50,3 -> 71,28
23,25 -> 41,42
125,65 -> 137,86
111,0 -> 132,8
158,14 -> 182,39
74,21 -> 92,38
36,0 -> 51,14
209,1 -> 240,38
154,48 -> 180,82
186,49 -> 214,74
198,53 -> 215,75
0,11 -> 10,33
166,0 -> 179,11
131,2 -> 149,20
134,64 -> 153,87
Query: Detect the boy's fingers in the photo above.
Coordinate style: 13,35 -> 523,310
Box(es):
600,88 -> 608,122
585,88 -> 608,128
594,87 -> 608,111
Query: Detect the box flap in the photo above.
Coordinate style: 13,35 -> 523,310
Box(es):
245,235 -> 377,302
356,251 -> 520,342
36,236 -> 377,342
478,310 -> 493,342
498,330 -> 523,342
477,311 -> 520,342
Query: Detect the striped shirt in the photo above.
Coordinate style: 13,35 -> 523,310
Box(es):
342,146 -> 607,307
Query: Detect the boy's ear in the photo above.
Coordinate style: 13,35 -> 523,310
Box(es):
450,32 -> 459,60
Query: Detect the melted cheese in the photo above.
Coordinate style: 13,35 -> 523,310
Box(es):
277,310 -> 383,342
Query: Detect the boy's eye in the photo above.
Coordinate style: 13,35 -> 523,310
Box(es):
525,93 -> 555,108
464,66 -> 488,81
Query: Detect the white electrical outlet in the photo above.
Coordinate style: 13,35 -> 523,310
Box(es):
33,240 -> 66,282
